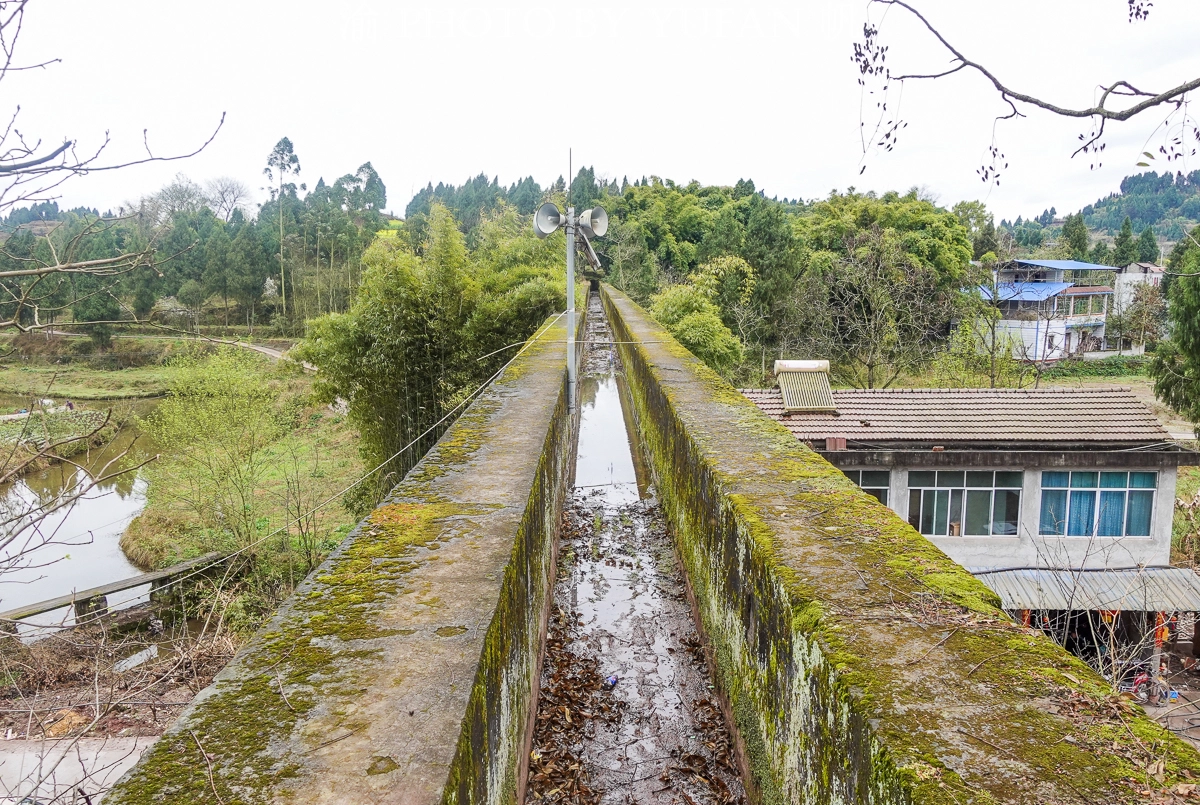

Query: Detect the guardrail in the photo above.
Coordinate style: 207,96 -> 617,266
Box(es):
0,552 -> 225,630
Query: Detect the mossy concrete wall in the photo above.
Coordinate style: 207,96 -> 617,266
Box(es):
106,316 -> 577,805
601,285 -> 1200,804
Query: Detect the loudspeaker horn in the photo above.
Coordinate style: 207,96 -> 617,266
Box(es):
533,202 -> 563,239
578,206 -> 608,238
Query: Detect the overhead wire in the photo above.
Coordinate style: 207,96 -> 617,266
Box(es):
12,311 -> 570,631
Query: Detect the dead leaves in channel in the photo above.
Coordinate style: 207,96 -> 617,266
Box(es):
527,608 -> 624,805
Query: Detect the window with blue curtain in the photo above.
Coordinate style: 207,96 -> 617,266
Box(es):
1039,470 -> 1156,537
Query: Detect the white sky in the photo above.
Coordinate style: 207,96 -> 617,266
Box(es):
10,0 -> 1200,221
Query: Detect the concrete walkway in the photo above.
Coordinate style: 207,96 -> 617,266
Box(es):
0,736 -> 157,804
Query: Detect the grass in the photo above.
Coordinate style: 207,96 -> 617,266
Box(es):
0,408 -> 109,444
1173,466 -> 1200,565
0,364 -> 184,399
120,405 -> 363,573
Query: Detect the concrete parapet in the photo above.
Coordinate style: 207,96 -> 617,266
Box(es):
601,285 -> 1200,804
106,315 -> 575,805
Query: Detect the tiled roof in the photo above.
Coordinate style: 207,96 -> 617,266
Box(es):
740,387 -> 1171,445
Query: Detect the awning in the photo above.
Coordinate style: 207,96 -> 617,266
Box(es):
973,567 -> 1200,612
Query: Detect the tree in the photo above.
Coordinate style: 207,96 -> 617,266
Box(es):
1151,245 -> 1200,432
1137,225 -> 1160,263
264,137 -> 301,317
177,278 -> 205,331
1060,213 -> 1090,260
791,227 -> 963,388
1089,241 -> 1112,266
296,204 -> 566,511
206,177 -> 251,222
648,285 -> 744,376
854,1 -> 1200,180
1112,217 -> 1137,266
72,281 -> 120,349
142,349 -> 285,552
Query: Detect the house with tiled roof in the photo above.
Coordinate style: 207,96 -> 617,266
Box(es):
744,361 -> 1200,667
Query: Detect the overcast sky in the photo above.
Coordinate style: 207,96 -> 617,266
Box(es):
11,0 -> 1200,221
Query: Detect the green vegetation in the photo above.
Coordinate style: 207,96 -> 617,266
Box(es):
1000,169 -> 1200,248
0,364 -> 182,399
120,348 -> 362,632
0,139 -> 386,338
296,203 -> 569,511
1151,231 -> 1200,427
1041,355 -> 1150,378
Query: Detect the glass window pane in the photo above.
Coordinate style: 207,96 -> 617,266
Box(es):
1067,490 -> 1097,535
949,489 -> 964,536
861,470 -> 890,487
1099,472 -> 1127,489
1126,491 -> 1154,536
992,490 -> 1021,535
934,489 -> 950,535
909,471 -> 935,488
1071,472 -> 1099,489
1042,471 -> 1069,488
908,489 -> 922,531
864,488 -> 887,506
965,490 -> 992,535
994,471 -> 1023,488
1040,489 -> 1067,535
1130,472 -> 1158,489
842,469 -> 860,484
920,489 -> 936,534
1096,491 -> 1126,536
966,471 -> 993,488
937,471 -> 965,488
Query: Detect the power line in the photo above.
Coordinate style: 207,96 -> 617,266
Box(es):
47,312 -> 569,629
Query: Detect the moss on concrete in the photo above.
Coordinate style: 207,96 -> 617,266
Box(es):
106,316 -> 576,805
601,284 -> 1200,805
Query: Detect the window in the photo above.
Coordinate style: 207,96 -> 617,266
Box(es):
1039,471 -> 1155,537
907,470 -> 1023,537
842,469 -> 889,505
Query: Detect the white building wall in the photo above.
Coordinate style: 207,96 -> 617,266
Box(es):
878,465 -> 1174,572
994,320 -> 1069,361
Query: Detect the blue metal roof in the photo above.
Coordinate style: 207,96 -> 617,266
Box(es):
980,282 -> 1073,302
1011,259 -> 1113,272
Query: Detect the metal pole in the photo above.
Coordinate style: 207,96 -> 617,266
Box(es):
566,206 -> 576,411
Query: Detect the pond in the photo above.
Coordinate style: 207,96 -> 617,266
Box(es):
0,399 -> 159,633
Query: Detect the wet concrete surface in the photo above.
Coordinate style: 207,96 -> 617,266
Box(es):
528,295 -> 744,805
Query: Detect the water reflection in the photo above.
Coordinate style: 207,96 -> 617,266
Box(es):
0,420 -> 158,629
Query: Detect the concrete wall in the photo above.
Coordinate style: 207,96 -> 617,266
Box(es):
602,285 -> 1200,804
106,315 -> 577,805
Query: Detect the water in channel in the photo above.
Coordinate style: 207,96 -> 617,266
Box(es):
527,294 -> 746,805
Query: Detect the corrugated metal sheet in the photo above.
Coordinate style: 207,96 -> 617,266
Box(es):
778,370 -> 835,412
740,387 -> 1171,444
974,568 -> 1200,611
979,282 -> 1073,302
1013,259 -> 1114,272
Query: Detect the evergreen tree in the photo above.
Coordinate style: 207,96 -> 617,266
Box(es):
1089,241 -> 1112,266
1137,225 -> 1160,263
1060,213 -> 1089,259
1112,216 -> 1137,266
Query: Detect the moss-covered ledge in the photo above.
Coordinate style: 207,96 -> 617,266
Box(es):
106,315 -> 576,805
601,285 -> 1200,805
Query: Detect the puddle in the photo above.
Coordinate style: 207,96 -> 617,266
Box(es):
527,294 -> 745,805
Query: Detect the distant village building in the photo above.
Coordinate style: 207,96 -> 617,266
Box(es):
984,259 -> 1165,360
744,361 -> 1200,670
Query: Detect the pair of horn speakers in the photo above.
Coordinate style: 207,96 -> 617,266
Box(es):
534,202 -> 608,239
